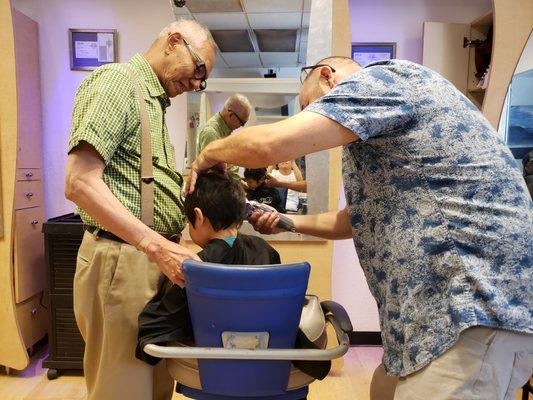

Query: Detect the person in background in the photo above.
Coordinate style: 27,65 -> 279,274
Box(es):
64,19 -> 216,400
197,93 -> 252,179
268,160 -> 304,212
243,168 -> 282,212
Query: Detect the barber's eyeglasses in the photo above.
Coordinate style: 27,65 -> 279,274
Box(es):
182,37 -> 207,91
300,64 -> 336,83
229,109 -> 247,127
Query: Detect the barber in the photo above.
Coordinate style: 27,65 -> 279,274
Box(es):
65,20 -> 216,400
187,57 -> 532,399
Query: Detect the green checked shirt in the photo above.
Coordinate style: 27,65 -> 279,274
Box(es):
68,53 -> 185,234
197,113 -> 240,178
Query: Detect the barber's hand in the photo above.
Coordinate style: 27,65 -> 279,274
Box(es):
264,175 -> 280,188
184,150 -> 226,195
138,236 -> 201,287
249,210 -> 284,235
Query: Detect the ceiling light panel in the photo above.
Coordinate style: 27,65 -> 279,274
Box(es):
194,13 -> 249,30
185,0 -> 243,13
248,12 -> 302,29
255,29 -> 297,52
243,0 -> 303,13
221,53 -> 262,68
260,52 -> 299,67
211,30 -> 255,52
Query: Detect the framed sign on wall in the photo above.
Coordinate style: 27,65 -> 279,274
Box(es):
351,42 -> 396,67
69,29 -> 117,71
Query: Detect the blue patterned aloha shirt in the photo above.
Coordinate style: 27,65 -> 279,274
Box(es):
306,60 -> 533,377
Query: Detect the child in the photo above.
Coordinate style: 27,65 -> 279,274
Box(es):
136,172 -> 280,364
243,167 -> 282,212
268,160 -> 303,212
136,172 -> 330,380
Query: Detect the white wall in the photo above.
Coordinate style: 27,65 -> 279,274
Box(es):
332,0 -> 493,332
12,0 -> 187,220
350,0 -> 492,64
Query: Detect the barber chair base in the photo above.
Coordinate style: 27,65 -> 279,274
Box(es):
168,357 -> 315,393
177,385 -> 308,400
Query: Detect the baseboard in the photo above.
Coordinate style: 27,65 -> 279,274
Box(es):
348,331 -> 382,346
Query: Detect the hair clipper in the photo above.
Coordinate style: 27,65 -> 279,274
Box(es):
245,200 -> 296,232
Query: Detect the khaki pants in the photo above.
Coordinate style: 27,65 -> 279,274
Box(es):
73,231 -> 174,400
370,326 -> 533,400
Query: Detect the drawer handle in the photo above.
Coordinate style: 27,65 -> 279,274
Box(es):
25,171 -> 34,178
31,308 -> 37,318
31,219 -> 39,225
25,192 -> 34,198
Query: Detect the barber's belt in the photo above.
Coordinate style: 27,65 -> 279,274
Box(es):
84,225 -> 181,244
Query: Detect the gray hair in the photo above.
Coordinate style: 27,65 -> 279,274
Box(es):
159,18 -> 218,53
223,94 -> 252,113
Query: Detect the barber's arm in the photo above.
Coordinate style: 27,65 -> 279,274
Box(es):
250,206 -> 352,240
187,111 -> 357,193
65,141 -> 199,286
265,176 -> 307,193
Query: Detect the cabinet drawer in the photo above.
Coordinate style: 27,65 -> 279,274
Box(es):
14,180 -> 43,210
16,168 -> 42,181
14,207 -> 45,303
16,292 -> 48,349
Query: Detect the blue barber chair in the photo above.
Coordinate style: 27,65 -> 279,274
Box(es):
144,260 -> 352,400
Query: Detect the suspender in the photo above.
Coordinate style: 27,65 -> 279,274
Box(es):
123,64 -> 154,227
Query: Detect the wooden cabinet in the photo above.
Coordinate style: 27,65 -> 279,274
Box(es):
422,12 -> 493,109
422,0 -> 533,129
0,6 -> 47,371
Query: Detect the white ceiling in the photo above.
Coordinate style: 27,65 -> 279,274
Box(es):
172,0 -> 310,69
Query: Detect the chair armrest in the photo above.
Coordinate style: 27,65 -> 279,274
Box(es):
321,300 -> 353,333
143,317 -> 350,362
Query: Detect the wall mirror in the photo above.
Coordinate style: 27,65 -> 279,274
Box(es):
498,31 -> 533,196
183,78 -> 328,242
498,33 -> 533,159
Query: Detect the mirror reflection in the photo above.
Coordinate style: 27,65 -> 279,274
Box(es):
499,32 -> 533,197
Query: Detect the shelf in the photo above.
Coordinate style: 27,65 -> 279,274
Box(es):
471,10 -> 493,32
468,87 -> 486,93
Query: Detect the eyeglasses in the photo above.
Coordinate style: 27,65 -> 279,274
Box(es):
229,109 -> 247,127
300,64 -> 336,83
182,37 -> 207,91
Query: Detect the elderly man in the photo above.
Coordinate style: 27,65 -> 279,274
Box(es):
188,57 -> 532,399
197,93 -> 252,178
65,20 -> 216,400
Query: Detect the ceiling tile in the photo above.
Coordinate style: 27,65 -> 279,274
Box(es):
248,13 -> 302,29
194,13 -> 249,30
255,30 -> 297,52
260,52 -> 299,67
303,0 -> 311,12
243,0 -> 303,13
211,30 -> 255,52
302,12 -> 310,28
185,0 -> 243,13
221,53 -> 262,68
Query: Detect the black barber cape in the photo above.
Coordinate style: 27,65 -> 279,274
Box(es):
136,233 -> 331,380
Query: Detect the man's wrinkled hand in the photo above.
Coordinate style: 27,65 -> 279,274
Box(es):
184,151 -> 226,195
140,237 -> 200,287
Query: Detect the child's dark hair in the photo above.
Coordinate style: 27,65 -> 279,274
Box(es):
243,168 -> 267,181
184,171 -> 246,231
